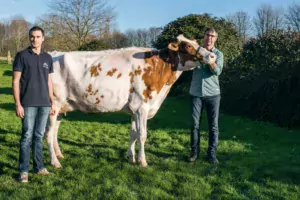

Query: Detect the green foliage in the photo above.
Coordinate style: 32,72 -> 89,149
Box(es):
78,39 -> 110,51
229,30 -> 300,71
1,64 -> 300,199
78,32 -> 128,51
221,30 -> 300,127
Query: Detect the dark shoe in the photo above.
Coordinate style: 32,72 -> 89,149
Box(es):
207,155 -> 219,164
19,172 -> 28,183
188,153 -> 198,162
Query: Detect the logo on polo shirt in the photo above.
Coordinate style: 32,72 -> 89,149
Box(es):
42,62 -> 49,69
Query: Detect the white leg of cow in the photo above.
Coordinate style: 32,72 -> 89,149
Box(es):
127,116 -> 138,164
54,115 -> 64,158
136,104 -> 149,167
46,113 -> 62,168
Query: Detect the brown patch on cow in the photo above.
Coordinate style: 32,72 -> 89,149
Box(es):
141,52 -> 177,102
86,84 -> 92,93
129,88 -> 134,93
84,84 -> 99,98
143,90 -> 153,103
117,73 -> 122,79
101,95 -> 104,98
134,66 -> 142,75
129,72 -> 134,83
90,66 -> 99,77
95,97 -> 100,104
90,63 -> 102,77
97,63 -> 102,71
107,68 -> 117,76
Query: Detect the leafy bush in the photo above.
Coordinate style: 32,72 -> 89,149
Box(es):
78,40 -> 110,51
221,30 -> 300,127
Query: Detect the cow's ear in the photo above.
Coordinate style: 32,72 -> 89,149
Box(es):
168,41 -> 179,51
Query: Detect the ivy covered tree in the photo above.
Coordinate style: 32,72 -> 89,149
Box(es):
153,14 -> 241,62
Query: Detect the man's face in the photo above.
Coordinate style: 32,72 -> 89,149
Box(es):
204,30 -> 217,47
29,30 -> 44,48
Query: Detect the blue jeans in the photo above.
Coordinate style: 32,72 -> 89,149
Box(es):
19,107 -> 50,173
190,95 -> 220,156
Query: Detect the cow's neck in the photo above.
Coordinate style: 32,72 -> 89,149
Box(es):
141,49 -> 183,100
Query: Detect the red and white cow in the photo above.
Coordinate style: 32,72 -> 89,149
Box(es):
46,35 -> 216,168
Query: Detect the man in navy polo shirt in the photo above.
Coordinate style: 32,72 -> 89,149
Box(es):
12,26 -> 56,183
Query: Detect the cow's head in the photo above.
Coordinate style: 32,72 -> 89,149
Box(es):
168,34 -> 216,71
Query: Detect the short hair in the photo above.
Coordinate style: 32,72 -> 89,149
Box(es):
29,26 -> 45,36
204,27 -> 218,37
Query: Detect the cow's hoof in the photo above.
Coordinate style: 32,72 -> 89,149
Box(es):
56,154 -> 64,159
52,161 -> 63,168
127,156 -> 136,164
139,161 -> 148,167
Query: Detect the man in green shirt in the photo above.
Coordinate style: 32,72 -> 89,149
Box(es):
188,28 -> 224,164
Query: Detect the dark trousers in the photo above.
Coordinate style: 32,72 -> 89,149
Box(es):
190,95 -> 220,156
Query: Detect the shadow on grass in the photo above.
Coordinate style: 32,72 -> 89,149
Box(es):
0,103 -> 15,111
64,111 -> 130,125
0,87 -> 12,95
60,97 -> 192,130
0,128 -> 19,136
2,70 -> 12,76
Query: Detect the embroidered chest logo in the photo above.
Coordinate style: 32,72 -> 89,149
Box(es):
42,62 -> 49,69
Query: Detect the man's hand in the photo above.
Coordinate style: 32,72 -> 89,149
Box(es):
208,53 -> 216,64
16,104 -> 24,118
209,62 -> 217,70
50,104 -> 56,116
203,52 -> 216,64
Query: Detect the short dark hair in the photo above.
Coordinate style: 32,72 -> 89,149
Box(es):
29,26 -> 45,36
204,27 -> 218,37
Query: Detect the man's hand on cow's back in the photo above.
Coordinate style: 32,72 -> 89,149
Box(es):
16,104 -> 24,118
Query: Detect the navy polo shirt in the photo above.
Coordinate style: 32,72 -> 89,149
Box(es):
13,47 -> 53,107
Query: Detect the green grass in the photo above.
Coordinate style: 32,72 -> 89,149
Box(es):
0,63 -> 300,199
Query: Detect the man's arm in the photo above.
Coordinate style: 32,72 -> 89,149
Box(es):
12,71 -> 24,118
208,51 -> 224,76
48,74 -> 56,116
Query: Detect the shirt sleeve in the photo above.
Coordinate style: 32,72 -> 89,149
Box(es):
13,52 -> 24,72
49,56 -> 54,74
209,51 -> 224,76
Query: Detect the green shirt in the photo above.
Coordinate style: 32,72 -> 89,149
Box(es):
189,47 -> 224,97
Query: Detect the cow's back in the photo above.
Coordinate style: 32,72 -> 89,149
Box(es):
49,48 -> 153,113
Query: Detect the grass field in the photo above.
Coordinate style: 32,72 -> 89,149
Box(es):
0,61 -> 300,199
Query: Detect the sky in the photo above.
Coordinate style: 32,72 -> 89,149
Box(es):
0,0 -> 298,33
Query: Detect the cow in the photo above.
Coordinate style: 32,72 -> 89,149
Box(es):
46,34 -> 216,168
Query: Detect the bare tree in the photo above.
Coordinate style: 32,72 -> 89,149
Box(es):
0,23 -> 6,54
37,14 -> 76,51
108,31 -> 127,49
48,0 -> 115,48
272,7 -> 286,30
148,27 -> 162,46
253,4 -> 285,36
7,16 -> 29,54
286,3 -> 300,31
125,27 -> 161,47
227,11 -> 252,43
